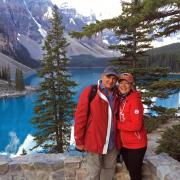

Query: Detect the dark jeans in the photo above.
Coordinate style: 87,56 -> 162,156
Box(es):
121,147 -> 147,180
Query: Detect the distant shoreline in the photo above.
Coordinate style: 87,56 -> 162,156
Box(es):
0,86 -> 37,99
0,70 -> 179,100
169,72 -> 180,75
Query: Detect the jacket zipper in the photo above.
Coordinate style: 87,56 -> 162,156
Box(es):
134,132 -> 141,139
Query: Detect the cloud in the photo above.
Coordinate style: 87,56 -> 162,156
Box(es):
51,0 -> 121,20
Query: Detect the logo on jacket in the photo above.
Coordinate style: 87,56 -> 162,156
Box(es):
134,109 -> 139,114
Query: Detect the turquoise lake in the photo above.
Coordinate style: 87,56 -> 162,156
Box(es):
0,68 -> 179,156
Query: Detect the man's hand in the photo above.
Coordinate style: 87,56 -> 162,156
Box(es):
75,145 -> 85,152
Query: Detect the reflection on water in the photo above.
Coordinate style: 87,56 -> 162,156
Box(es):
0,69 -> 179,156
0,94 -> 36,156
5,132 -> 19,155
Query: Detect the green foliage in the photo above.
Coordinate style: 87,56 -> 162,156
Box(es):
145,43 -> 180,72
144,107 -> 178,133
15,69 -> 25,91
151,106 -> 178,116
132,0 -> 180,37
144,116 -> 164,133
156,124 -> 180,162
7,65 -> 11,86
69,18 -> 120,38
150,79 -> 180,90
31,5 -> 77,153
0,66 -> 11,85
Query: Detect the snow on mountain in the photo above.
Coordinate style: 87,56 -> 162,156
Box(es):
51,0 -> 121,20
152,32 -> 180,48
44,6 -> 53,19
22,0 -> 47,39
69,18 -> 76,25
102,39 -> 110,45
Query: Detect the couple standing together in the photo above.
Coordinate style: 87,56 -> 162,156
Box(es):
74,66 -> 147,180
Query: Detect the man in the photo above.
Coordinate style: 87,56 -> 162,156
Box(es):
74,66 -> 120,180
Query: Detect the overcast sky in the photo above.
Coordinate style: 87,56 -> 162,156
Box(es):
51,0 -> 122,20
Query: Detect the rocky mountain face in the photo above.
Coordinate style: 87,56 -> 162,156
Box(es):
0,0 -> 46,68
0,0 -> 118,71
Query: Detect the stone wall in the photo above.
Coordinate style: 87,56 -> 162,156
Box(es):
0,153 -> 84,180
142,153 -> 180,180
0,152 -> 180,180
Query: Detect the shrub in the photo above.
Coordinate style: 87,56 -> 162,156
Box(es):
144,107 -> 177,133
156,124 -> 180,162
144,115 -> 168,133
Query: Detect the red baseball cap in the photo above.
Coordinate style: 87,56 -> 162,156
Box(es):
119,73 -> 134,83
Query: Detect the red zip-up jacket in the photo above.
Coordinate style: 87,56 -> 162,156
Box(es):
74,83 -> 121,154
117,91 -> 147,149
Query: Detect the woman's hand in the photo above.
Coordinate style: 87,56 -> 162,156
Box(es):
75,145 -> 85,152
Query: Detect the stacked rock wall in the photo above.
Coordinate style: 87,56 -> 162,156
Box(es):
0,152 -> 180,180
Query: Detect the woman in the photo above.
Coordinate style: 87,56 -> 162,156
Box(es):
117,73 -> 147,180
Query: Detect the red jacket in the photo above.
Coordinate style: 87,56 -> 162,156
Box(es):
74,83 -> 120,154
117,91 -> 147,149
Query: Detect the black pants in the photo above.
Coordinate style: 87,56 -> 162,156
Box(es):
121,147 -> 147,180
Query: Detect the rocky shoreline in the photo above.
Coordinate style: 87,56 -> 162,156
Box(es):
0,79 -> 37,99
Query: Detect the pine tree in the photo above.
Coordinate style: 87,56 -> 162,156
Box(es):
15,69 -> 20,90
0,68 -> 2,79
0,66 -> 11,85
1,67 -> 7,80
7,64 -> 11,87
19,69 -> 25,91
31,5 -> 77,153
109,0 -> 154,68
15,69 -> 25,91
138,0 -> 180,37
2,67 -> 6,80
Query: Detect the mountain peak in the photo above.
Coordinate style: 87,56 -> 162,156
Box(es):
51,0 -> 121,20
